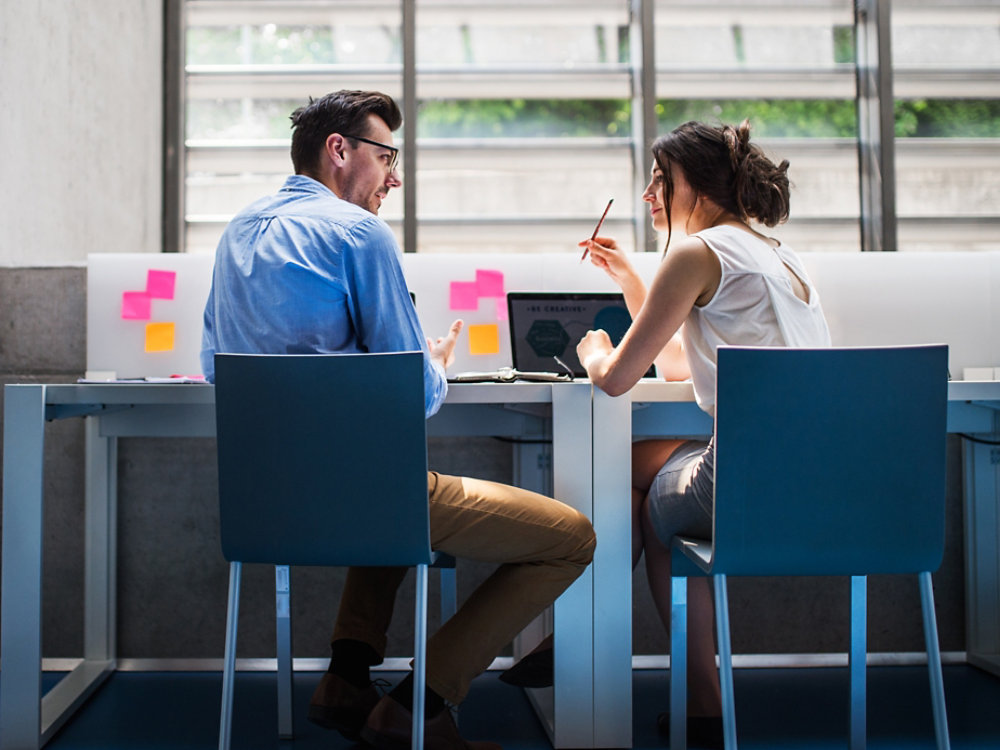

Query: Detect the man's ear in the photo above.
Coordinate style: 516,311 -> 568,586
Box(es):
326,133 -> 348,167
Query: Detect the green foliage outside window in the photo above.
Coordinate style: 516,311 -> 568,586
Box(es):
417,100 -> 632,138
895,100 -> 1000,138
657,100 -> 857,138
186,96 -> 1000,141
414,98 -> 1000,140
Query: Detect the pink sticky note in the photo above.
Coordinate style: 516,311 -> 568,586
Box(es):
449,281 -> 480,310
122,291 -> 152,320
476,269 -> 505,297
495,297 -> 508,321
146,269 -> 176,300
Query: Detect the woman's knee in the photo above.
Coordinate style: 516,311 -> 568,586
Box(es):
631,439 -> 687,493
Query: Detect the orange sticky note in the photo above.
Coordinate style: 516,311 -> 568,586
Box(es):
468,324 -> 500,355
145,322 -> 176,352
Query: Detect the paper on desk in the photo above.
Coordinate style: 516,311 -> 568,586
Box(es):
77,375 -> 207,384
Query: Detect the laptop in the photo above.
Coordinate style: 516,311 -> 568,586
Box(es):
507,291 -> 653,377
448,291 -> 654,383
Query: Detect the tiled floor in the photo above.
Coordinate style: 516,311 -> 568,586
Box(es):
34,664 -> 1000,749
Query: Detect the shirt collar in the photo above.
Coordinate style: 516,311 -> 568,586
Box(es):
279,174 -> 338,198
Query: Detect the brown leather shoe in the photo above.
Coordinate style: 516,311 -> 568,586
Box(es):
307,671 -> 381,740
361,694 -> 502,750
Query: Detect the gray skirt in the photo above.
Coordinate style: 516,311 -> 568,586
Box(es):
646,438 -> 715,544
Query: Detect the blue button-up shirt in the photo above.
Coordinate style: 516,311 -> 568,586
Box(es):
201,175 -> 448,416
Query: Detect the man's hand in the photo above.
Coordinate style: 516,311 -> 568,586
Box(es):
428,319 -> 464,371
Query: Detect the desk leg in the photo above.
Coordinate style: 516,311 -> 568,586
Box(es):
35,423 -> 116,744
528,383 -> 595,748
591,391 -> 633,749
1,385 -> 47,750
84,418 -> 117,664
963,437 -> 1000,674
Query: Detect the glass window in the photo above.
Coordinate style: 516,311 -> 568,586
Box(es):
891,0 -> 1000,252
181,0 -> 1000,255
185,1 -> 405,253
654,0 -> 858,253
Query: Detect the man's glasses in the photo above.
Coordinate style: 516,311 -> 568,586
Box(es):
343,134 -> 399,173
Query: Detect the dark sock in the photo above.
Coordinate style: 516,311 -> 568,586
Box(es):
388,672 -> 447,718
328,639 -> 380,689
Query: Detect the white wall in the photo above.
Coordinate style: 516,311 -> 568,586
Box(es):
0,1 -> 163,267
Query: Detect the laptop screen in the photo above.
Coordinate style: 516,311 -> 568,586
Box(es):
507,291 -> 653,378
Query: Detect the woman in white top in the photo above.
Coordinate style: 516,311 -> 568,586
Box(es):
577,119 -> 831,747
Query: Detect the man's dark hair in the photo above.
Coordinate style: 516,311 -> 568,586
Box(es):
289,90 -> 402,176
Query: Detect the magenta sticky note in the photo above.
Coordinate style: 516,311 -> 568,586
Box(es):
449,281 -> 480,310
476,269 -> 505,297
146,269 -> 176,300
121,291 -> 152,320
495,297 -> 508,321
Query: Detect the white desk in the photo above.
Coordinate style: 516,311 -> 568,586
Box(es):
0,381 -> 616,750
589,379 -> 1000,743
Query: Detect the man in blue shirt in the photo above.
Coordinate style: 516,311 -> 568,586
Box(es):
201,90 -> 595,750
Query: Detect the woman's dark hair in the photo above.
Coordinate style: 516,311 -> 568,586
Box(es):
651,119 -> 790,250
289,90 -> 402,176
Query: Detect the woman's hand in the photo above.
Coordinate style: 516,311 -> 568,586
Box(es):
579,235 -> 648,314
576,328 -> 614,379
579,235 -> 636,285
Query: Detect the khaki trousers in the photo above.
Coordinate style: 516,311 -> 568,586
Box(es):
332,471 -> 596,704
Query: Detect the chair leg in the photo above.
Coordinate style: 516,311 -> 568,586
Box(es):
669,576 -> 687,750
413,563 -> 429,750
849,576 -> 867,750
919,571 -> 952,750
275,565 -> 293,739
219,561 -> 242,750
713,574 -> 737,750
438,567 -> 457,622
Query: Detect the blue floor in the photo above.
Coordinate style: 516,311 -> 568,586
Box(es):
34,664 -> 1000,749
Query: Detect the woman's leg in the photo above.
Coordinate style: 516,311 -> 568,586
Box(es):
641,499 -> 721,716
632,439 -> 721,718
631,440 -> 688,568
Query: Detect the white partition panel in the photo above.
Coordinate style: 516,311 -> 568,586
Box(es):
87,254 -> 215,380
802,252 -> 997,379
86,250 -> 1000,382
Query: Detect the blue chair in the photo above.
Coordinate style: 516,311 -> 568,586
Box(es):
214,351 -> 449,750
668,345 -> 951,750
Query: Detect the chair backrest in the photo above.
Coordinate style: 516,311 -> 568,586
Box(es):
711,345 -> 949,577
213,352 -> 432,567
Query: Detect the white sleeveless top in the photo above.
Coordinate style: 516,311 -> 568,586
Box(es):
681,225 -> 831,416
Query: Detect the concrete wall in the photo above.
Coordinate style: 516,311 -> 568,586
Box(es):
0,1 -> 163,267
